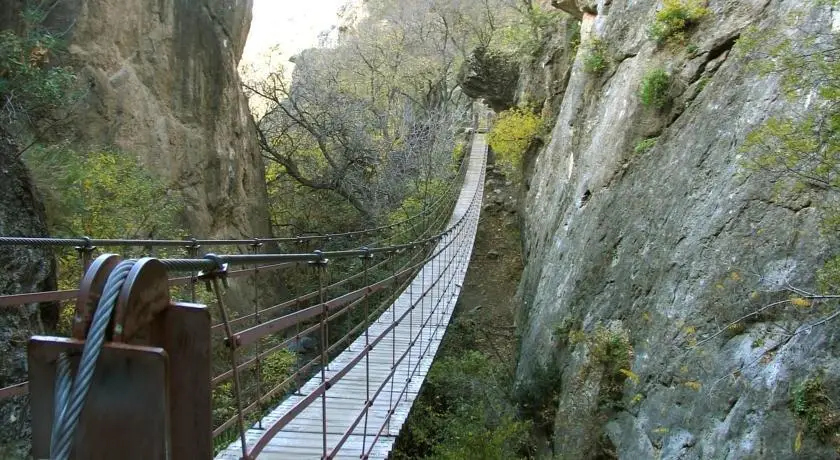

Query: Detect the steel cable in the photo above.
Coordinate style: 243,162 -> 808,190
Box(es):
50,260 -> 135,460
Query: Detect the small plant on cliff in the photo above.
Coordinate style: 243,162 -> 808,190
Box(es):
589,323 -> 634,399
488,107 -> 542,170
639,68 -> 672,108
791,375 -> 840,447
634,137 -> 659,155
647,0 -> 710,47
582,38 -> 609,75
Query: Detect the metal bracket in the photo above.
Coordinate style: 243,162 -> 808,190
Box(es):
308,250 -> 329,268
73,254 -> 122,340
112,258 -> 170,343
358,247 -> 374,260
197,253 -> 229,289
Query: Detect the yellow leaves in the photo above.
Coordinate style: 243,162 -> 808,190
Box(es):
642,311 -> 651,322
488,107 -> 542,169
620,368 -> 640,384
794,430 -> 803,453
727,322 -> 745,335
790,297 -> 811,308
683,325 -> 696,335
730,271 -> 741,281
683,381 -> 702,391
630,393 -> 644,405
652,427 -> 669,435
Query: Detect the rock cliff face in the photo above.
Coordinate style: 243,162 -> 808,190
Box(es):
0,135 -> 57,458
49,0 -> 270,238
515,1 -> 839,458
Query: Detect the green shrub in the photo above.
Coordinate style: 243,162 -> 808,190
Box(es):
639,68 -> 672,108
648,0 -> 710,47
634,137 -> 659,154
23,145 -> 184,240
494,6 -> 563,61
393,350 -> 532,459
0,4 -> 78,133
23,144 -> 186,333
791,376 -> 840,445
488,107 -> 542,169
583,38 -> 609,75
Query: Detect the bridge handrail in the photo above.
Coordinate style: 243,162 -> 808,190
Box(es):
243,161 -> 484,458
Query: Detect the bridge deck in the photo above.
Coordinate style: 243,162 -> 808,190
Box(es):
217,134 -> 487,459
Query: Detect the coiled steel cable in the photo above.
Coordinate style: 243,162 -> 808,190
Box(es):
49,260 -> 135,460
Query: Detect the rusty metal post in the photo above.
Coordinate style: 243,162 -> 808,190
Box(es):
202,261 -> 248,460
310,250 -> 330,458
250,238 -> 264,429
31,256 -> 212,460
184,239 -> 200,303
74,237 -> 96,275
359,248 -> 373,456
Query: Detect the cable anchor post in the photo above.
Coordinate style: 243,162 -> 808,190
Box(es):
197,253 -> 229,291
74,236 -> 97,273
184,238 -> 201,302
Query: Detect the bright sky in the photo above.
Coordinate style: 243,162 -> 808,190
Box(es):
240,0 -> 348,78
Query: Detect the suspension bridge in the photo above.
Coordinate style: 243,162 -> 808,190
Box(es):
0,131 -> 488,459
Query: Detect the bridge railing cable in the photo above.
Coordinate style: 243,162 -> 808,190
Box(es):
3,127 -> 486,458
204,182 -> 464,446
236,148 -> 485,458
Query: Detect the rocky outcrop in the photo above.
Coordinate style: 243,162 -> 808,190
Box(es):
459,46 -> 520,112
0,134 -> 57,458
515,14 -> 579,126
515,0 -> 839,458
45,0 -> 270,239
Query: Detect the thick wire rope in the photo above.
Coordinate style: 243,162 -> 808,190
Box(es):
50,260 -> 135,460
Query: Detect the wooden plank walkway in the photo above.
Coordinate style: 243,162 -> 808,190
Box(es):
217,134 -> 488,460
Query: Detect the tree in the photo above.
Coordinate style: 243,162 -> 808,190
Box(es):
738,18 -> 840,289
245,0 -> 541,225
0,1 -> 78,152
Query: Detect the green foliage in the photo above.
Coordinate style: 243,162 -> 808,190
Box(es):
634,137 -> 659,155
580,323 -> 635,409
589,324 -> 633,369
818,256 -> 840,293
647,0 -> 710,47
261,349 -> 296,392
0,3 -> 77,133
24,144 -> 185,331
639,68 -> 672,108
583,38 -> 609,75
23,145 -> 184,239
265,162 -> 364,237
493,5 -> 563,61
394,351 -> 531,459
791,375 -> 840,445
488,107 -> 542,169
384,179 -> 448,243
739,24 -> 840,297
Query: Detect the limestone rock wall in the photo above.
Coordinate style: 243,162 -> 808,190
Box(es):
0,135 -> 57,458
515,0 -> 840,458
50,0 -> 270,239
